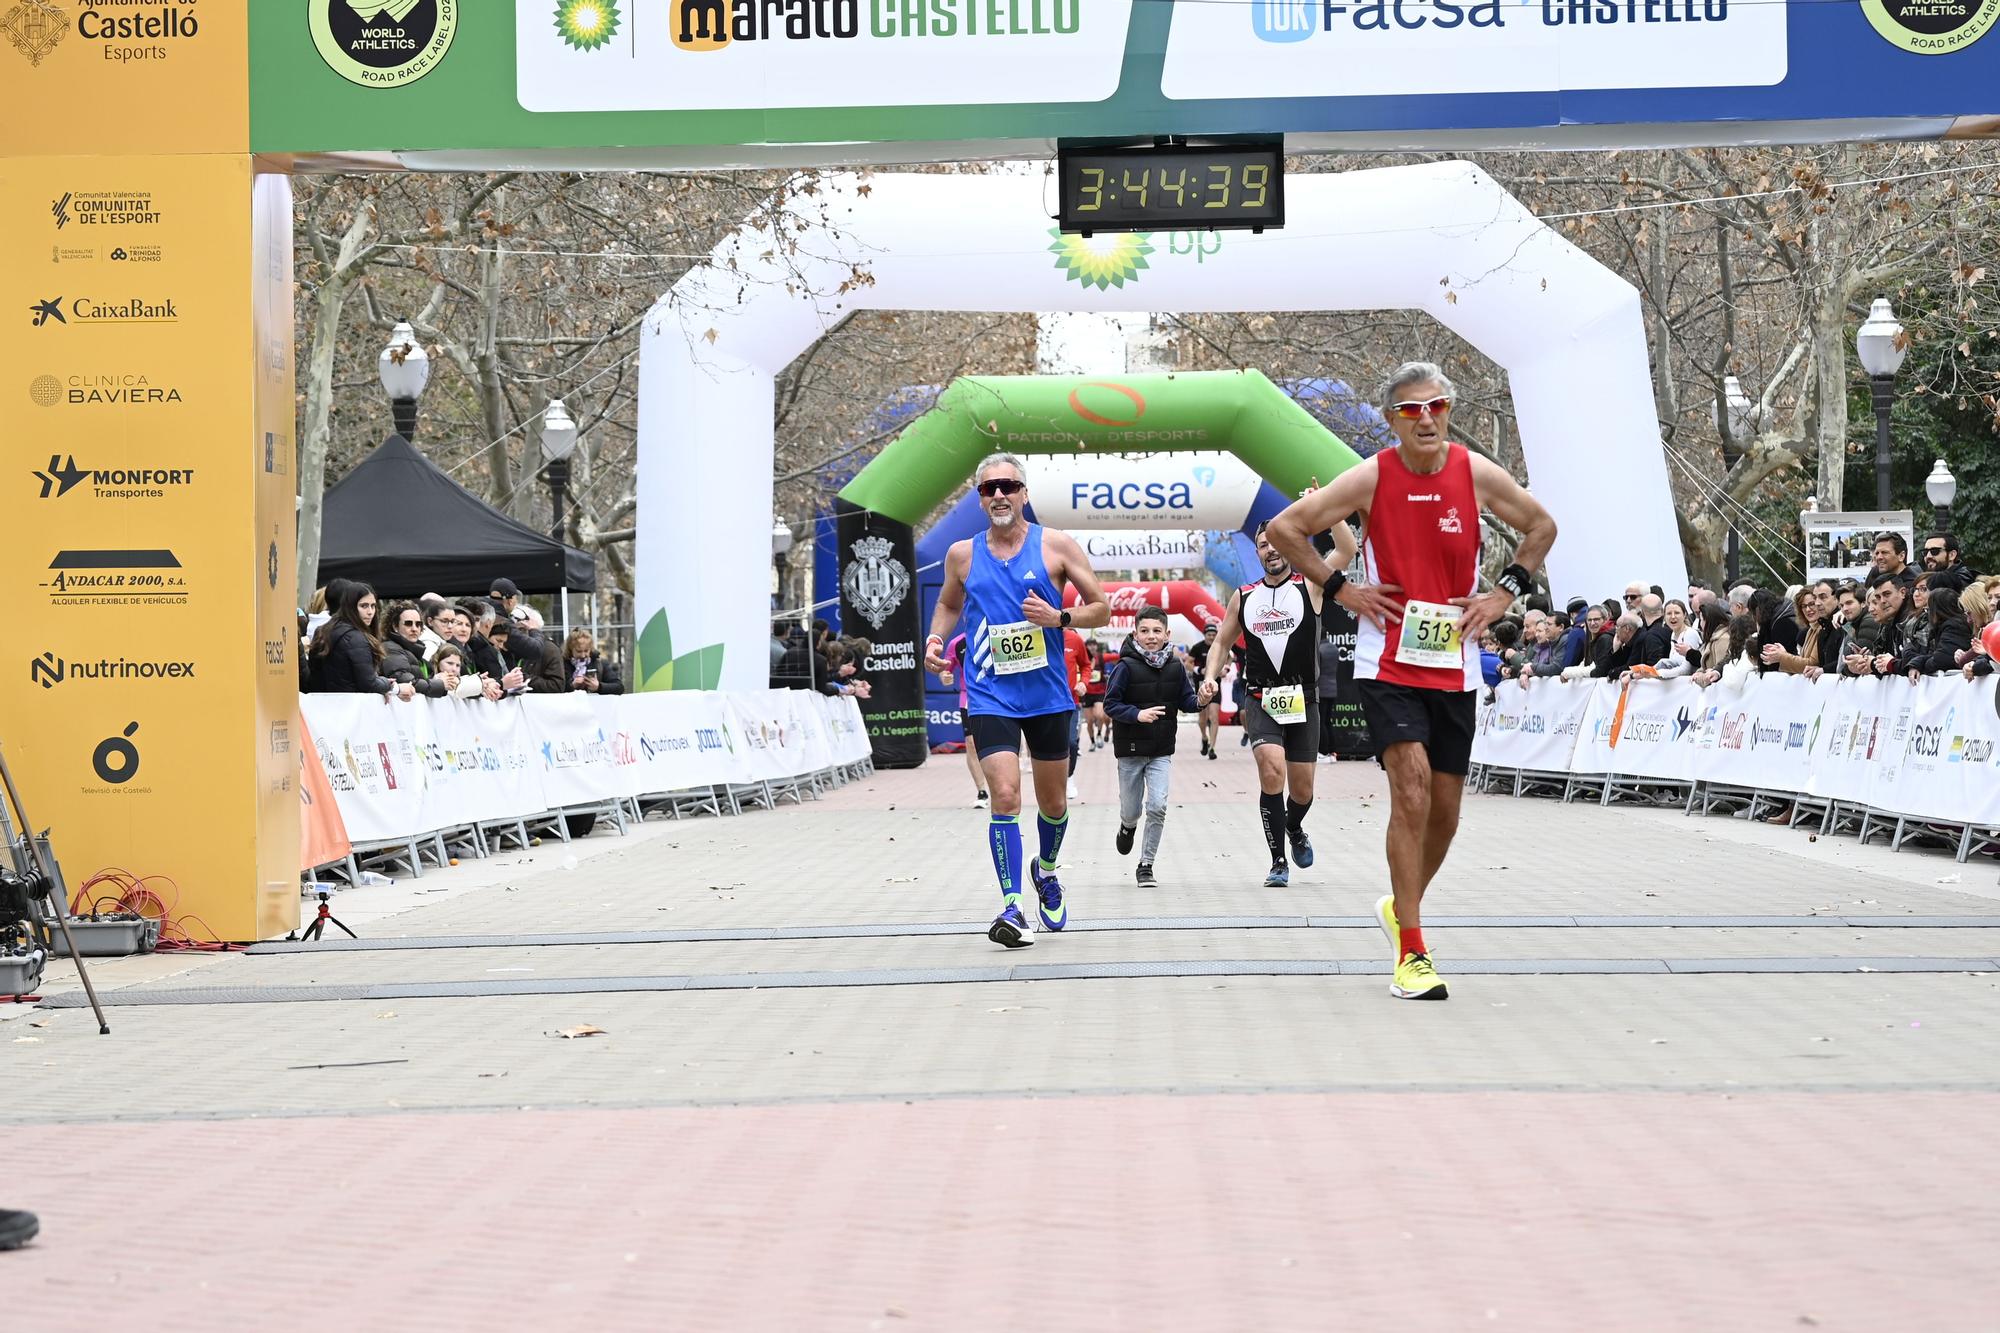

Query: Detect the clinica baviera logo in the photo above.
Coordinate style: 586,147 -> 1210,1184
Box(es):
31,373 -> 183,408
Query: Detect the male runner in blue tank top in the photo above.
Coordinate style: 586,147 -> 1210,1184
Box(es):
923,452 -> 1112,948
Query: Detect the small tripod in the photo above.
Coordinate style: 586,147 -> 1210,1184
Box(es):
298,891 -> 356,943
0,740 -> 109,1034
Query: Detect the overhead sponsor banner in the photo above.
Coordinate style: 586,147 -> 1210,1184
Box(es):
1079,528 -> 1207,572
1803,510 -> 1915,587
515,0 -> 1136,110
235,3 -> 2000,157
1029,451 -> 1262,530
1161,0 -> 1788,102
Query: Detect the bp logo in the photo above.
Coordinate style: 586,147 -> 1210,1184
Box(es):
555,0 -> 620,49
1048,228 -> 1154,291
1861,0 -> 1998,53
843,535 -> 910,632
311,0 -> 458,89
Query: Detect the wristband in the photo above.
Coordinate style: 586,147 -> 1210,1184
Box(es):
1325,570 -> 1348,599
925,634 -> 944,648
1496,564 -> 1532,599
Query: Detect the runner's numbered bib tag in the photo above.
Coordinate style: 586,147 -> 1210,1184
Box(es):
989,621 -> 1049,676
1395,600 -> 1464,669
1261,683 -> 1307,725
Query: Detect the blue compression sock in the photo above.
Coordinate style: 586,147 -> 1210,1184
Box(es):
989,814 -> 1023,905
1037,809 -> 1070,871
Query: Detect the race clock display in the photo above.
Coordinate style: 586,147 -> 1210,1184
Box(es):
1057,141 -> 1285,235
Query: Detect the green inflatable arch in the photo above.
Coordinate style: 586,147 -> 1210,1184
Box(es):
833,369 -> 1365,768
837,369 -> 1362,522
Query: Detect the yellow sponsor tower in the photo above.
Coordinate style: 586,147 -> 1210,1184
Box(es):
1,0 -> 297,939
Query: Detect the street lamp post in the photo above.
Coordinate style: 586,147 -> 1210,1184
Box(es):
1712,374 -> 1755,584
378,321 -> 431,442
1925,458 -> 1957,534
540,399 -> 578,543
1855,297 -> 1907,511
771,518 -> 794,616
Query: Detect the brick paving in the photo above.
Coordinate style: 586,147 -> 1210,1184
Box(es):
7,737 -> 1998,1328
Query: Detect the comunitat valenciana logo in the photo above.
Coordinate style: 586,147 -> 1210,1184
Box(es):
661,0 -> 1078,50
1861,0 -> 1998,52
0,0 -> 204,67
311,0 -> 457,88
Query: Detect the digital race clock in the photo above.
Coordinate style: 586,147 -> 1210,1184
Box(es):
1057,140 -> 1285,235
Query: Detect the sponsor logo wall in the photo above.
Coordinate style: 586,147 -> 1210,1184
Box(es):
0,151 -> 292,941
299,690 -> 870,853
1474,674 -> 2000,827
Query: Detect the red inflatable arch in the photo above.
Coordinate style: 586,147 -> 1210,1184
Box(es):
1064,580 -> 1227,636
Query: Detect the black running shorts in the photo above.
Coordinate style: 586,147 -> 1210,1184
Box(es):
967,710 -> 1075,762
1241,690 -> 1320,764
1352,679 -> 1477,776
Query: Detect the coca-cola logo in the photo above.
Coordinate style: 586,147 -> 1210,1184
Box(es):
1105,586 -> 1157,612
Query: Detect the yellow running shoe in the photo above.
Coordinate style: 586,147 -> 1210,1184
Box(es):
1374,894 -> 1400,967
1391,951 -> 1449,1001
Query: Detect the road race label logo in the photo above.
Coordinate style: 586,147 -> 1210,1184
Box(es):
31,373 -> 183,408
34,453 -> 194,499
31,651 -> 196,688
1862,0 -> 1997,52
41,549 -> 190,607
28,295 -> 178,326
313,0 -> 458,88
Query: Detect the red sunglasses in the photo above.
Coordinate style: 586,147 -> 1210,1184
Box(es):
1389,396 -> 1452,421
977,478 -> 1025,497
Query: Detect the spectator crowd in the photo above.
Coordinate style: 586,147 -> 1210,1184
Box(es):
1482,531 -> 1996,693
770,619 -> 875,700
301,576 -> 624,702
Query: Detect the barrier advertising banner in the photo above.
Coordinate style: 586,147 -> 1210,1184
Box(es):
1474,674 -> 2000,829
298,691 -> 868,865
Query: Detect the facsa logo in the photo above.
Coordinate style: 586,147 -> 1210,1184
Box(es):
1252,0 -> 1502,41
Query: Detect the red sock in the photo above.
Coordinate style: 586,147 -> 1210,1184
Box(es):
1399,926 -> 1427,958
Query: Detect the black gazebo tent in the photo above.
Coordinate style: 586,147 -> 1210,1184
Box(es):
315,434 -> 596,598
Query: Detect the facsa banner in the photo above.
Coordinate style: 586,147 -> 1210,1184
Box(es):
1026,452 -> 1263,531
1474,674 -> 2000,828
299,690 -> 866,853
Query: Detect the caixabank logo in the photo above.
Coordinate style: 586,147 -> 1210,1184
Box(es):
27,294 -> 179,327
1,0 -> 205,68
312,0 -> 457,87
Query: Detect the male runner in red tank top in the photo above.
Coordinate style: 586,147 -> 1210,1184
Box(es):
1266,362 -> 1556,1000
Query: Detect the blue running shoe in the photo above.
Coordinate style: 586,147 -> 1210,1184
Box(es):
988,904 -> 1035,949
1263,862 -> 1290,888
1030,860 -> 1068,932
1288,827 -> 1314,868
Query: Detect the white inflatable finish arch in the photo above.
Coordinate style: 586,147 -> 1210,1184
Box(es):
637,163 -> 1685,692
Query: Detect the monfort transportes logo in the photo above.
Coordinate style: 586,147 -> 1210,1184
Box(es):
312,0 -> 457,88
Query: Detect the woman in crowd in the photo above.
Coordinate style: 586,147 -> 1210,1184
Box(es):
1693,612 -> 1760,688
1648,599 -> 1703,677
1765,582 -> 1842,679
306,582 -> 415,700
1749,587 -> 1796,673
558,629 -> 626,695
1694,601 -> 1733,674
1081,638 -> 1110,751
427,642 -> 499,700
1897,585 -> 1971,678
378,600 -> 436,689
1961,578 -> 1996,680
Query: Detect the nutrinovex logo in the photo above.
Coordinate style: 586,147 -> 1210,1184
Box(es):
666,0 -> 1077,49
1862,0 -> 1998,52
32,651 -> 196,688
312,0 -> 457,88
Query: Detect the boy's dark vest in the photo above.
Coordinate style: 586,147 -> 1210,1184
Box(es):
1113,650 -> 1188,759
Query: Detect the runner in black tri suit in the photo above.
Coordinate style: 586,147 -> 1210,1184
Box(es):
1199,520 -> 1353,886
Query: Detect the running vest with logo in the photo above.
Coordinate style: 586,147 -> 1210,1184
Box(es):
1355,442 -> 1483,691
1238,574 -> 1320,689
964,524 -> 1077,717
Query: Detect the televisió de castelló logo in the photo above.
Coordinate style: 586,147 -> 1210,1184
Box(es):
312,0 -> 457,87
